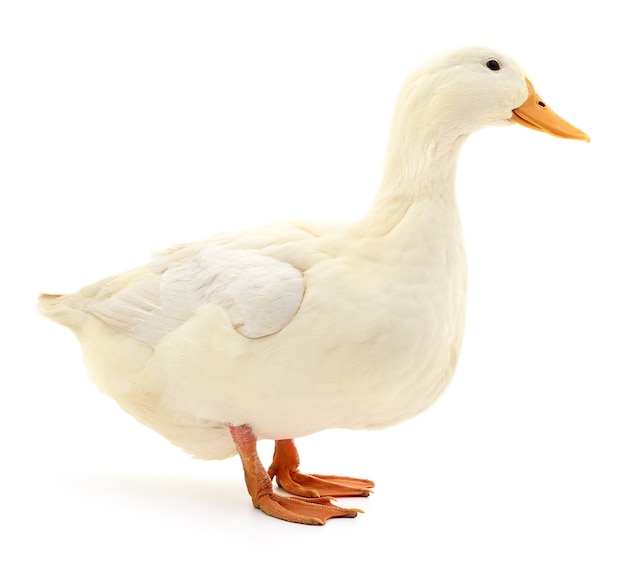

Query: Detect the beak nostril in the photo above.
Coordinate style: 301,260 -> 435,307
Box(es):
537,101 -> 546,108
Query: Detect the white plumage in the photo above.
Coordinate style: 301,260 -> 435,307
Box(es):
38,46 -> 588,524
88,242 -> 305,342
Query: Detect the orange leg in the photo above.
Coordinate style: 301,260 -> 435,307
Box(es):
230,424 -> 362,525
268,438 -> 375,498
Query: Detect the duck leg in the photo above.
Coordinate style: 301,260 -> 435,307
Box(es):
229,424 -> 362,525
268,438 -> 375,498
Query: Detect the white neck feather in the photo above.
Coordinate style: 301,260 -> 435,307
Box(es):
378,72 -> 468,203
357,74 -> 467,238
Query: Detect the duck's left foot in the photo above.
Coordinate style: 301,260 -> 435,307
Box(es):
254,492 -> 361,526
268,439 -> 375,498
230,425 -> 362,525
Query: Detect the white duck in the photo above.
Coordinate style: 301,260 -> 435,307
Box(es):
39,47 -> 588,525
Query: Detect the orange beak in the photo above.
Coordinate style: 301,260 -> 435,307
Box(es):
511,79 -> 590,142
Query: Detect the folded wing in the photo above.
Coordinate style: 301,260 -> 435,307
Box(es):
86,243 -> 305,345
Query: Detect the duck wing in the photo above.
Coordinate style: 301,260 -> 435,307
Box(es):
85,242 -> 305,345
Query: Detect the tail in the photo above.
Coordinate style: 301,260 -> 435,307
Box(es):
37,293 -> 85,331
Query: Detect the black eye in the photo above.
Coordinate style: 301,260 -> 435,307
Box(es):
486,59 -> 501,71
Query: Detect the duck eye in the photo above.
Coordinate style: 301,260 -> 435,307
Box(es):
485,59 -> 501,71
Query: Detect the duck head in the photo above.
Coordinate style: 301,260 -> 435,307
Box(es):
391,47 -> 589,145
378,47 -> 588,197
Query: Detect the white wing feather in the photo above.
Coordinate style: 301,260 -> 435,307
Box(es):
86,243 -> 305,345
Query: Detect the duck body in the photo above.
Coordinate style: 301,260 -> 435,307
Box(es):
44,184 -> 466,460
39,47 -> 588,523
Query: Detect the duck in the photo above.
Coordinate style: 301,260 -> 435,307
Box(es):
38,46 -> 589,525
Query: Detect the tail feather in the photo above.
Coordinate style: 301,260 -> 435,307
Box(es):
38,293 -> 85,330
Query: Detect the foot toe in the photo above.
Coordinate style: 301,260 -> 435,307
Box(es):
256,493 -> 360,525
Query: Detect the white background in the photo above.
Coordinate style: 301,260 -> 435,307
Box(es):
2,1 -> 624,574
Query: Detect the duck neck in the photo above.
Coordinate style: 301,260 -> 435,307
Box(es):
361,72 -> 470,233
362,130 -> 466,235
